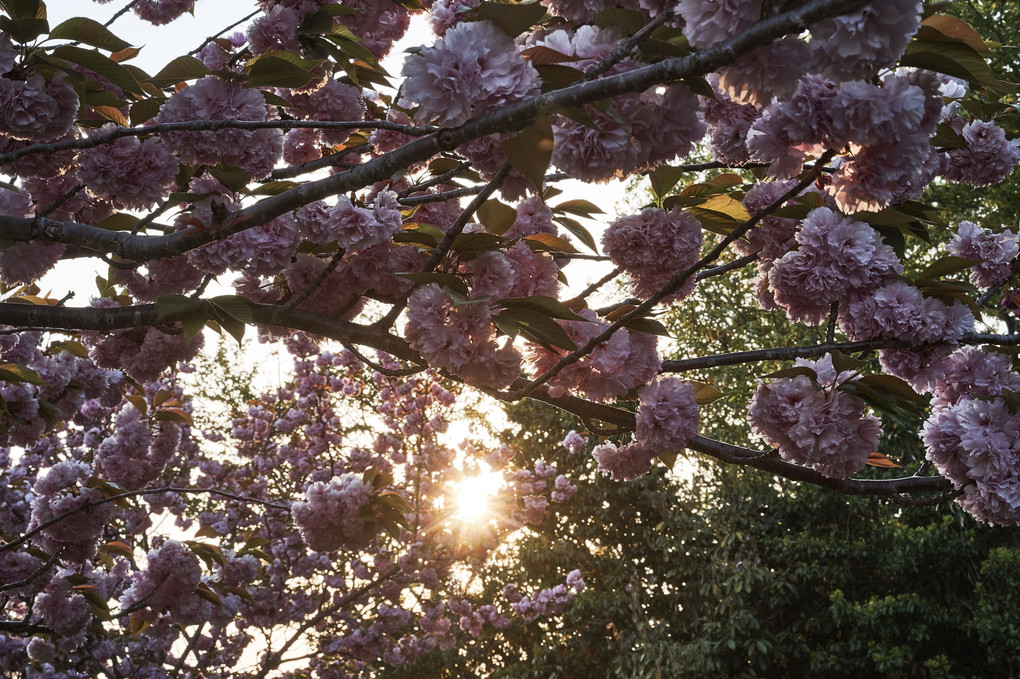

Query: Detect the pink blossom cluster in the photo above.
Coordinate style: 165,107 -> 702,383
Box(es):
635,378 -> 700,453
603,207 -> 703,303
505,569 -> 585,621
922,349 -> 1020,525
840,281 -> 974,346
86,320 -> 204,384
156,76 -> 283,178
405,284 -> 523,390
748,355 -> 882,478
119,540 -> 207,623
328,190 -> 403,253
747,74 -> 940,212
0,74 -> 78,142
702,91 -> 760,165
292,473 -> 376,551
402,21 -> 540,127
592,441 -> 656,481
27,460 -> 111,563
527,308 -> 660,402
75,129 -> 179,209
947,220 -> 1019,288
766,207 -> 902,324
189,213 -> 299,276
737,180 -> 803,260
284,78 -> 366,146
943,119 -> 1020,188
95,408 -> 181,490
132,0 -> 195,25
808,0 -> 922,80
678,0 -> 761,49
562,430 -> 588,454
551,83 -> 705,182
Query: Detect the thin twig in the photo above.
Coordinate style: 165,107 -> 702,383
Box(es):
512,151 -> 836,399
0,487 -> 291,555
187,10 -> 264,56
281,251 -> 345,315
103,0 -> 142,27
0,548 -> 63,592
565,267 -> 622,306
0,122 -> 434,166
374,162 -> 513,330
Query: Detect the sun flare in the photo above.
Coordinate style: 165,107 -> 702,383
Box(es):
452,472 -> 503,523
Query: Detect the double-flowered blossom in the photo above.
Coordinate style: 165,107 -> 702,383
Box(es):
948,220 -> 1019,288
133,0 -> 195,24
402,21 -> 540,127
284,78 -> 366,146
0,74 -> 78,142
592,441 -> 655,481
602,207 -> 703,303
27,460 -> 111,563
329,190 -> 403,253
808,0 -> 922,80
76,128 -> 179,209
747,73 -> 939,212
767,207 -> 901,324
943,120 -> 1020,188
527,308 -> 660,402
923,396 -> 1020,526
156,76 -> 283,178
748,355 -> 881,478
840,281 -> 974,346
95,407 -> 181,490
679,0 -> 761,48
120,540 -> 205,623
405,284 -> 523,390
634,378 -> 700,453
292,473 -> 376,551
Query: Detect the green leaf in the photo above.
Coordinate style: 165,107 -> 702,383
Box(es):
51,45 -> 143,95
451,231 -> 503,254
536,65 -> 584,93
97,212 -> 139,232
209,295 -> 253,323
916,14 -> 991,55
209,165 -> 251,194
47,340 -> 89,359
623,317 -> 671,337
762,366 -> 817,381
592,6 -> 647,34
524,233 -> 579,254
249,181 -> 299,196
931,123 -> 967,149
519,45 -> 581,65
472,1 -> 546,39
901,39 -> 998,90
0,363 -> 45,385
130,97 -> 163,127
0,16 -> 47,43
917,255 -> 977,280
148,55 -> 210,89
649,165 -> 686,200
555,215 -> 599,253
829,350 -> 868,374
246,51 -> 323,88
553,199 -> 604,217
495,308 -> 577,351
477,199 -> 517,236
688,380 -> 725,405
498,295 -> 587,321
0,0 -> 41,20
500,116 -> 554,193
49,17 -> 131,52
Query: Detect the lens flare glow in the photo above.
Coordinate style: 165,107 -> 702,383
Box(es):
452,472 -> 502,523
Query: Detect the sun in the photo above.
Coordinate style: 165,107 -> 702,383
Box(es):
451,471 -> 503,523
